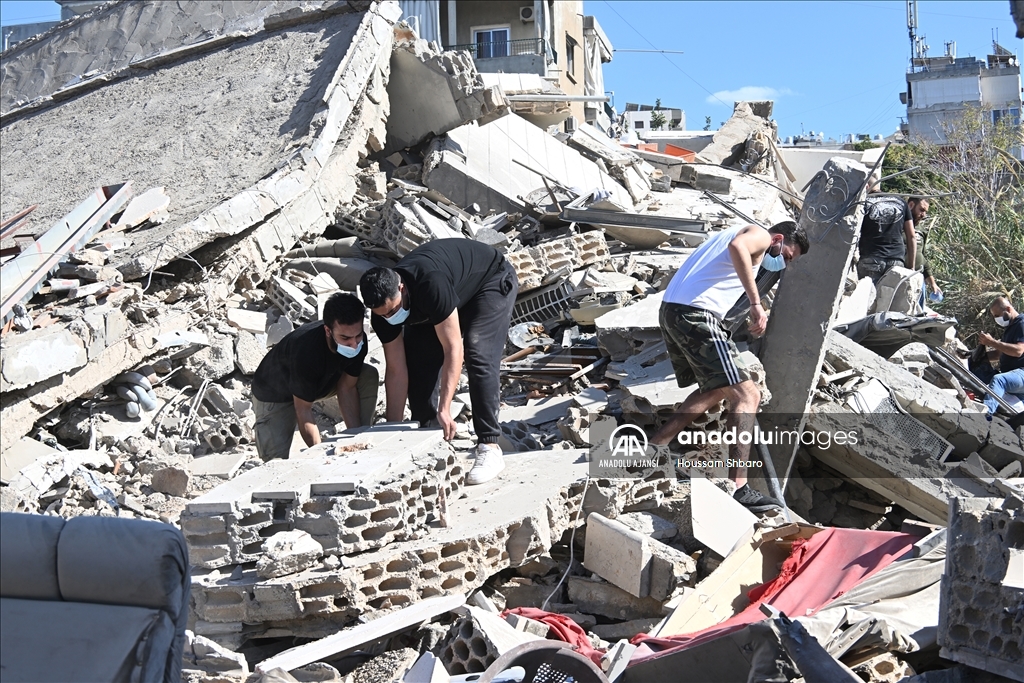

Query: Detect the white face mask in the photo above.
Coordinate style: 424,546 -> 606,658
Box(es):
383,291 -> 410,325
384,304 -> 410,326
762,243 -> 786,272
335,339 -> 364,358
995,314 -> 1011,328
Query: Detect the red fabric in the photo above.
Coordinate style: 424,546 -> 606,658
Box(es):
502,607 -> 606,666
629,527 -> 917,665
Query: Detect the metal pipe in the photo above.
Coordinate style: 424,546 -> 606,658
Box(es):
701,191 -> 767,229
505,94 -> 610,102
690,162 -> 805,203
756,428 -> 793,523
877,166 -> 921,182
873,191 -> 955,199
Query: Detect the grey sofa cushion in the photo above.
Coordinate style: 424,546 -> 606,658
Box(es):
0,512 -> 65,599
0,597 -> 166,682
1,513 -> 189,683
57,515 -> 188,613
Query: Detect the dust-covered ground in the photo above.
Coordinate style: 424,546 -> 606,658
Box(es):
0,12 -> 360,250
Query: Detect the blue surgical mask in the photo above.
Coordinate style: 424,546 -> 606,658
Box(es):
762,245 -> 786,272
335,339 -> 363,358
384,304 -> 410,326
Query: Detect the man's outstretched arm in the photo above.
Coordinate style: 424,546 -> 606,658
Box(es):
728,225 -> 773,334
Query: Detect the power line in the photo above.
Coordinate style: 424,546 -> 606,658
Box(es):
600,0 -> 731,108
855,88 -> 902,132
613,49 -> 686,54
0,13 -> 60,23
788,82 -> 894,116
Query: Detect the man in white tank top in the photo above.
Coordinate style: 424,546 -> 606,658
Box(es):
653,221 -> 810,512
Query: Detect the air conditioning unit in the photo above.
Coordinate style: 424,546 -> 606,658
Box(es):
519,6 -> 535,22
564,116 -> 578,133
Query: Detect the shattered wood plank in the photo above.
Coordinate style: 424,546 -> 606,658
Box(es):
255,593 -> 466,674
0,183 -> 132,322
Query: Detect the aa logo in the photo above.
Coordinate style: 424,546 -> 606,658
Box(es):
609,424 -> 648,459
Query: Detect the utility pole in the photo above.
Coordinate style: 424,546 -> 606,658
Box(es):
906,0 -> 928,71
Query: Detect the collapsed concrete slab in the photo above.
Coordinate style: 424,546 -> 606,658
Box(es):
507,231 -> 610,293
383,33 -> 509,154
759,156 -> 869,482
421,112 -> 633,216
633,148 -> 687,183
565,124 -> 653,204
805,402 -> 992,525
479,73 -> 571,128
181,426 -> 461,568
938,497 -> 1024,681
594,291 -> 664,361
696,101 -> 774,167
824,332 -> 1016,465
566,576 -> 666,621
190,450 -> 669,647
1,3 -> 401,454
617,352 -> 769,421
0,325 -> 89,392
1,309 -> 192,454
0,0 -> 368,114
1,1 -> 400,282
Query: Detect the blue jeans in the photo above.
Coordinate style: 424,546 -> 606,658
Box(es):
984,368 -> 1024,414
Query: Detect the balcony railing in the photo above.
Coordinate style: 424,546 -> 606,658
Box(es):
449,37 -> 544,60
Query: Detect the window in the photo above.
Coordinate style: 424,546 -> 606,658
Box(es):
634,120 -> 645,129
992,108 -> 1021,127
565,34 -> 577,79
473,27 -> 509,59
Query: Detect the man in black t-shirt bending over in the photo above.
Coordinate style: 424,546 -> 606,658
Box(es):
359,239 -> 518,485
251,293 -> 378,461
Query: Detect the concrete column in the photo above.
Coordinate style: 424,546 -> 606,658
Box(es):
758,156 -> 869,485
447,0 -> 456,46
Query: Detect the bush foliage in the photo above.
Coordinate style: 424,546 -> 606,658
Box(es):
881,106 -> 1023,340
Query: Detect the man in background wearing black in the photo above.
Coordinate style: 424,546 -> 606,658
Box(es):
251,292 -> 378,461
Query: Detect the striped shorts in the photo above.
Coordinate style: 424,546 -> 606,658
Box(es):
659,302 -> 753,393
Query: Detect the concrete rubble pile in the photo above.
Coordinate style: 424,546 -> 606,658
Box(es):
1,2 -> 1022,682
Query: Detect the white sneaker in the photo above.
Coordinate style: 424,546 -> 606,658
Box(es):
466,443 -> 505,485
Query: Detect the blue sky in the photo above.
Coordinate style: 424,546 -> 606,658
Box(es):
2,0 -> 1020,139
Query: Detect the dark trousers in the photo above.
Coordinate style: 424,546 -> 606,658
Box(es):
856,257 -> 905,284
403,260 -> 517,443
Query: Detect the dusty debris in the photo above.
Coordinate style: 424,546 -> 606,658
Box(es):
2,3 -> 1021,682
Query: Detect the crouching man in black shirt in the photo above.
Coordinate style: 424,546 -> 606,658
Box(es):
251,293 -> 378,461
359,239 -> 518,485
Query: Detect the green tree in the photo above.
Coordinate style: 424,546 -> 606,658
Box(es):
650,110 -> 667,131
703,115 -> 712,131
851,139 -> 879,151
881,106 -> 1024,340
